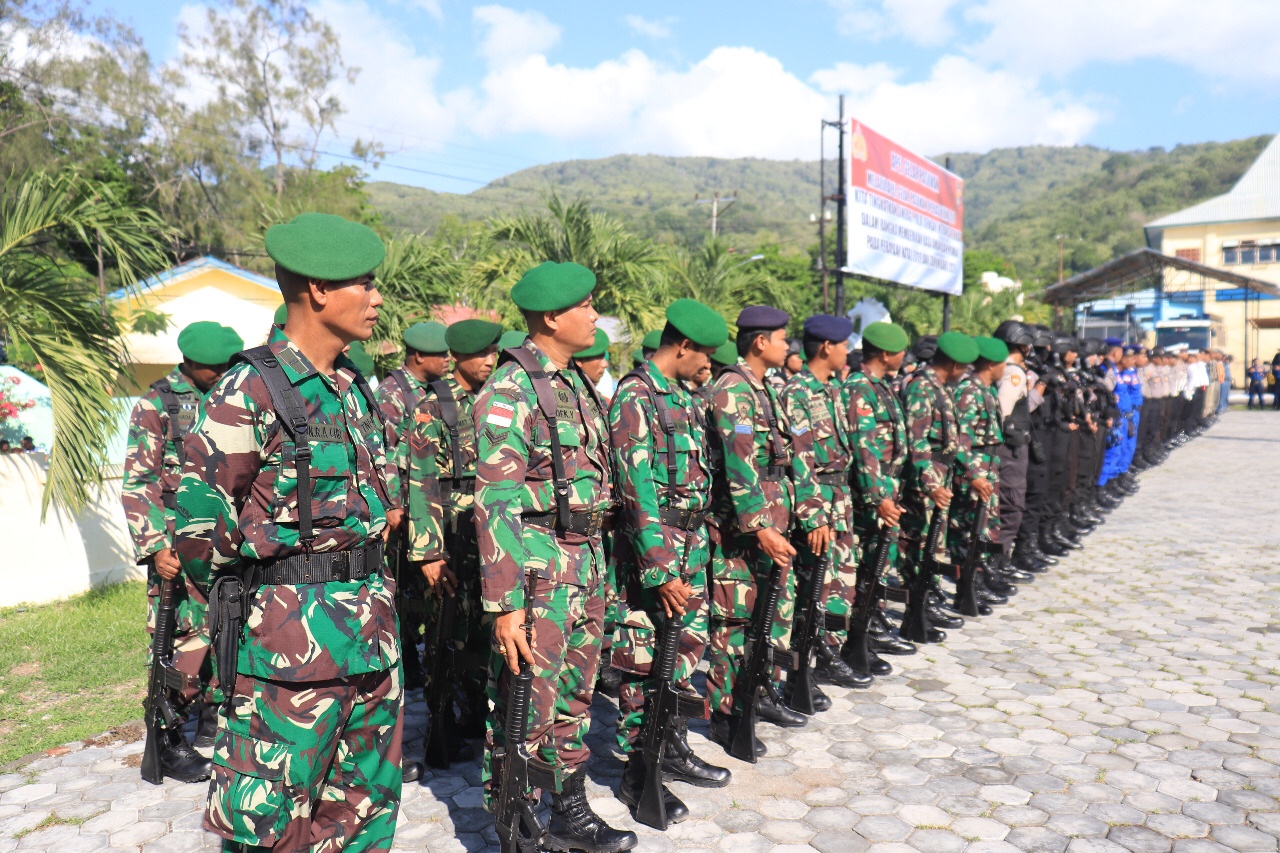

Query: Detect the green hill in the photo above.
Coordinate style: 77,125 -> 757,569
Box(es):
366,136 -> 1272,287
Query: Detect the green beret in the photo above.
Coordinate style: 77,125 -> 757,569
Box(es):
273,303 -> 287,325
861,321 -> 909,354
446,319 -> 503,355
344,340 -> 375,376
710,340 -> 738,367
510,262 -> 597,312
404,321 -> 448,354
574,329 -> 610,359
265,212 -> 385,282
666,299 -> 729,348
641,330 -> 662,351
976,336 -> 1010,364
631,348 -> 644,368
177,321 -> 244,365
499,330 -> 527,350
936,330 -> 979,364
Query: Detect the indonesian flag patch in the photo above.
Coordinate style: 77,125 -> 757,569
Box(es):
486,402 -> 515,428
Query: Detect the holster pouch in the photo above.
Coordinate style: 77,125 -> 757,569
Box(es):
1029,438 -> 1046,464
209,576 -> 247,708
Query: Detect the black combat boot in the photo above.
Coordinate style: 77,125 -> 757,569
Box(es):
402,760 -> 424,784
194,702 -> 218,749
784,679 -> 832,713
663,718 -> 731,787
708,711 -> 765,758
545,770 -> 638,853
160,728 -> 213,783
757,688 -> 808,727
900,583 -> 945,644
618,756 -> 689,826
816,640 -> 879,683
1038,529 -> 1068,557
869,609 -> 917,655
596,647 -> 622,698
838,630 -> 891,677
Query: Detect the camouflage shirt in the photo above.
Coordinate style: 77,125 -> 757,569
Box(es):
405,374 -> 477,563
901,367 -> 973,497
843,370 -> 908,507
781,367 -> 850,532
375,365 -> 431,509
953,375 -> 1003,477
708,360 -> 797,533
122,366 -> 200,561
609,360 -> 713,589
174,327 -> 397,680
473,339 -> 612,613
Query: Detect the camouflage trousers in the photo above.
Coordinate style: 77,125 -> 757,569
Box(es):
483,578 -> 605,806
146,570 -> 219,712
899,498 -> 951,581
422,537 -> 488,717
947,476 -> 1001,565
611,544 -> 711,753
705,527 -> 795,716
205,667 -> 403,852
793,520 -> 860,651
602,540 -> 620,665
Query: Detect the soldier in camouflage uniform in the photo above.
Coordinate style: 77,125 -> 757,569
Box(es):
124,320 -> 242,781
899,331 -> 986,644
474,262 -> 636,853
779,314 -> 870,704
842,322 -> 912,677
705,306 -> 810,757
175,213 -> 403,852
377,320 -> 448,692
405,318 -> 503,763
948,337 -> 1009,611
609,300 -> 732,825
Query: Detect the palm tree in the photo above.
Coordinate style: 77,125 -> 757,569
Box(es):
665,237 -> 799,330
477,194 -> 671,343
0,171 -> 173,515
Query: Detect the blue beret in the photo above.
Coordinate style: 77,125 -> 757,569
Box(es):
803,314 -> 853,342
736,305 -> 789,330
1104,337 -> 1123,347
1124,344 -> 1144,355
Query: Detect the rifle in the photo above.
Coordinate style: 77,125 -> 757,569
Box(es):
493,575 -> 562,853
901,495 -> 949,644
423,587 -> 460,768
633,538 -> 707,830
728,556 -> 797,764
786,549 -> 831,716
953,500 -> 990,617
837,488 -> 903,674
141,577 -> 197,785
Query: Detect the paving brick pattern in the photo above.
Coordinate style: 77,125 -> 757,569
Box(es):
3,411 -> 1279,852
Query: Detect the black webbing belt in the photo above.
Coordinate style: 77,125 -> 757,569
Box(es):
760,465 -> 788,482
521,510 -> 605,538
815,472 -> 847,487
658,507 -> 707,531
245,541 -> 385,587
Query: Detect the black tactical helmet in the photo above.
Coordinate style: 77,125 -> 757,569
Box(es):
993,319 -> 1035,347
1083,337 -> 1105,356
1032,325 -> 1055,348
1051,334 -> 1079,354
912,334 -> 938,362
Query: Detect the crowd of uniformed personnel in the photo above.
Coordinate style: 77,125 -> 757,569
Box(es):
120,213 -> 1222,853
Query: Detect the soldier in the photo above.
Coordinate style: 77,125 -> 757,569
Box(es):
842,322 -> 913,677
575,328 -> 612,389
779,314 -> 869,699
124,320 -> 243,782
405,318 -> 504,767
474,262 -> 636,853
175,213 -> 404,851
705,305 -> 808,757
993,321 -> 1045,576
609,300 -> 732,826
899,331 -> 986,644
378,321 -> 449,691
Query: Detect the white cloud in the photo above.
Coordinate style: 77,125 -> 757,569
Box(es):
472,5 -> 560,68
812,55 -> 1101,153
406,0 -> 444,21
828,0 -> 962,45
624,14 -> 674,39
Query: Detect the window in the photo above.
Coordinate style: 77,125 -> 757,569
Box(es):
1242,241 -> 1258,264
1175,248 -> 1201,262
1224,246 -> 1239,264
1261,244 -> 1275,264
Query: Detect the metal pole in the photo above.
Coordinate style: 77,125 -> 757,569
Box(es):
942,295 -> 951,331
834,94 -> 846,316
819,121 -> 828,313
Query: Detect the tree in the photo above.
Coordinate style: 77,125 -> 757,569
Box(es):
0,172 -> 173,515
664,238 -> 808,331
181,0 -> 359,198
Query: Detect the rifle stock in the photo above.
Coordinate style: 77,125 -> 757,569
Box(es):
786,550 -> 831,716
841,492 -> 901,674
141,578 -> 194,785
954,501 -> 989,617
424,589 -> 460,769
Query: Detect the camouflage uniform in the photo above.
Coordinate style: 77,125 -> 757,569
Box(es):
780,368 -> 858,650
122,367 -> 218,712
608,360 -> 713,752
844,369 -> 909,560
949,375 -> 1003,558
900,367 -> 974,571
175,328 -> 402,852
473,339 -> 612,796
705,360 -> 805,715
405,374 -> 489,719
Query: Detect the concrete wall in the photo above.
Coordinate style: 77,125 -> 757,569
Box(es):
0,455 -> 143,608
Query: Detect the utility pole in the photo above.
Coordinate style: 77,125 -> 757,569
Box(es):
818,119 -> 827,313
834,94 -> 847,316
1057,234 -> 1066,284
695,191 -> 738,238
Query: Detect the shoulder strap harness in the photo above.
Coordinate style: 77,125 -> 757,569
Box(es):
430,378 -> 466,481
150,378 -> 185,510
618,368 -> 677,509
725,364 -> 786,463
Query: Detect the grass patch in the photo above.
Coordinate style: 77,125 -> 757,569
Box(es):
0,582 -> 147,765
13,813 -> 87,838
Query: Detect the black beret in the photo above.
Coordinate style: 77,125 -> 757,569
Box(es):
803,314 -> 854,342
736,305 -> 789,331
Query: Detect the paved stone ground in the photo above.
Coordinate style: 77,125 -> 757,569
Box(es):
4,410 -> 1280,853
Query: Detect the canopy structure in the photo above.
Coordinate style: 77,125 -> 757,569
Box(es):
1041,248 -> 1280,306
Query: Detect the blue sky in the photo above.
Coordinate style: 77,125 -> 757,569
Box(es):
84,0 -> 1280,194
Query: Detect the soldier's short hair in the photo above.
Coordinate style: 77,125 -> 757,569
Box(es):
736,328 -> 769,358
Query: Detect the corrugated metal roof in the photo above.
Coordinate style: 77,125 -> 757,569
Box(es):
1041,248 -> 1280,306
1147,135 -> 1280,229
108,255 -> 277,301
